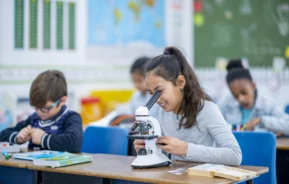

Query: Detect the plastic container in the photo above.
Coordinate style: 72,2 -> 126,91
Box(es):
90,90 -> 134,115
81,97 -> 104,126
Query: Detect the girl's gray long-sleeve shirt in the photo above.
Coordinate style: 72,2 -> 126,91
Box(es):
157,100 -> 242,166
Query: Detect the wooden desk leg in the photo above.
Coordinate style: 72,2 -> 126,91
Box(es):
246,179 -> 253,184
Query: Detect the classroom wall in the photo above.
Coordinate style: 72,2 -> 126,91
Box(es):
0,0 -> 288,123
0,0 -> 133,121
0,0 -> 194,96
0,0 -> 194,122
0,0 -> 4,63
0,0 -> 84,65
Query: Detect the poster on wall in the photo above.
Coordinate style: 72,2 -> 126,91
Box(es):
86,0 -> 166,64
13,0 -> 76,51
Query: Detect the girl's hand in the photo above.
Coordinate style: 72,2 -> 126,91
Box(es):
246,117 -> 261,131
133,139 -> 145,153
156,136 -> 188,156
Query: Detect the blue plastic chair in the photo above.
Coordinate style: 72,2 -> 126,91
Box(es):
81,126 -> 129,155
285,104 -> 289,114
233,132 -> 276,184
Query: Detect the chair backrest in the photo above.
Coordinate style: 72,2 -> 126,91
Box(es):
81,126 -> 129,155
233,132 -> 276,184
285,104 -> 289,114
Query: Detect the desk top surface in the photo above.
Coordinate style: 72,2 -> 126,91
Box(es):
277,138 -> 289,150
26,154 -> 268,184
0,155 -> 32,168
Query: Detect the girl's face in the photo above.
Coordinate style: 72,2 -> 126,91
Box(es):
131,72 -> 147,95
145,72 -> 185,114
229,79 -> 256,109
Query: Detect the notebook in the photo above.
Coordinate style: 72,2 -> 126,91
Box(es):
188,164 -> 257,181
33,152 -> 93,168
13,150 -> 62,161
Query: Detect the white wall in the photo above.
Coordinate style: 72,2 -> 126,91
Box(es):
0,0 -> 194,116
0,0 -> 288,116
0,0 -> 5,63
0,0 -> 83,66
0,0 -> 134,118
166,0 -> 193,65
0,0 -> 133,86
0,0 -> 194,99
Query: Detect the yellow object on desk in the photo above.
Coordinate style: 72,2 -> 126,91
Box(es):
188,164 -> 257,181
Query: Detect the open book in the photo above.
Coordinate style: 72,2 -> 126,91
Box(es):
33,152 -> 93,168
188,164 -> 257,181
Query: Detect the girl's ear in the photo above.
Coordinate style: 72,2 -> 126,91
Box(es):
176,75 -> 186,89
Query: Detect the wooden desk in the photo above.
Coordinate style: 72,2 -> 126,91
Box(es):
0,153 -> 32,168
27,154 -> 268,184
276,138 -> 289,150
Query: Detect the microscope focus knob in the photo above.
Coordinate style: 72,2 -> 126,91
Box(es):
131,123 -> 139,131
137,148 -> 147,155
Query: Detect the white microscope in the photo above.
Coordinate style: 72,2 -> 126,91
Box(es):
128,91 -> 171,168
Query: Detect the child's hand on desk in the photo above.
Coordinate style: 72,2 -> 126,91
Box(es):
16,125 -> 32,144
157,136 -> 188,156
133,140 -> 145,152
31,128 -> 46,145
246,117 -> 261,131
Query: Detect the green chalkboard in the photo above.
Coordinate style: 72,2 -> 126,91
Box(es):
194,0 -> 289,67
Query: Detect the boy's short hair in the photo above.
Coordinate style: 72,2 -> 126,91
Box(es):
130,56 -> 151,76
30,70 -> 67,108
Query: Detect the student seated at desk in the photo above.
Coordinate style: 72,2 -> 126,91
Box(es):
128,56 -> 160,118
217,59 -> 289,135
134,47 -> 242,165
97,57 -> 161,127
0,70 -> 83,153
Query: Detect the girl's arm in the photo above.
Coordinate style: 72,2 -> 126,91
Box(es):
261,105 -> 289,135
185,102 -> 242,165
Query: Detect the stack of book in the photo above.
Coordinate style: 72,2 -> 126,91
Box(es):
188,164 -> 257,181
13,151 -> 92,168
